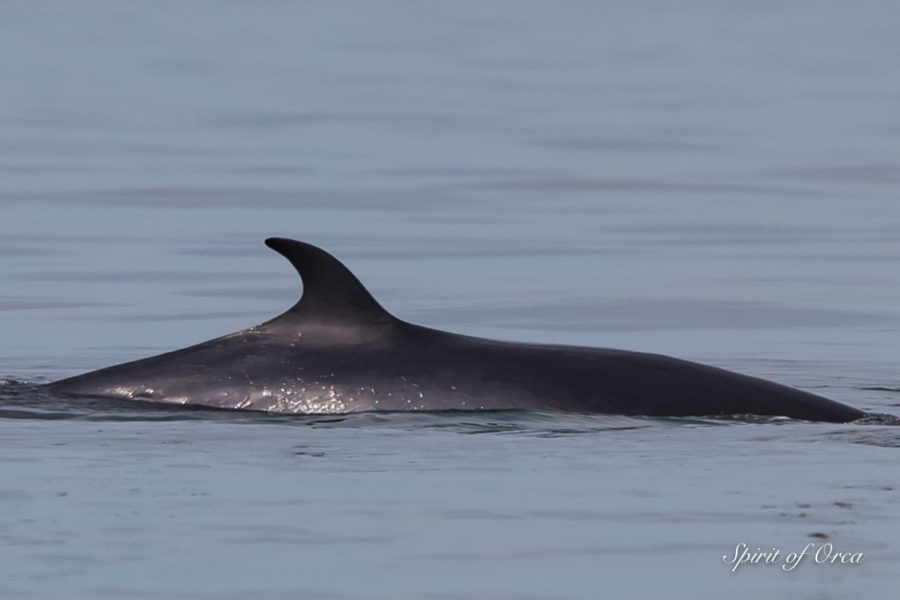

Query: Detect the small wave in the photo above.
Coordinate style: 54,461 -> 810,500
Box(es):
855,412 -> 900,426
824,428 -> 900,448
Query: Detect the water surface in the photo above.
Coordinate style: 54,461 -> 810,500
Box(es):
2,2 -> 899,598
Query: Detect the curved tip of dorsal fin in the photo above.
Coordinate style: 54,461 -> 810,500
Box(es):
265,238 -> 393,324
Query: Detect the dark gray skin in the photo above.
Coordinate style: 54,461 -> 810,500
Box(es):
47,238 -> 866,422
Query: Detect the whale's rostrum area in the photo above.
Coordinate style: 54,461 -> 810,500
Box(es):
46,238 -> 867,422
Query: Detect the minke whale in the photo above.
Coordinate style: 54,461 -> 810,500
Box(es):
47,238 -> 866,422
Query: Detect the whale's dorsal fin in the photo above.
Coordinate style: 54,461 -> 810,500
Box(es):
264,238 -> 393,325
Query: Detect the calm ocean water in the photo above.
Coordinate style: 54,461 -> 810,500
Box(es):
2,2 -> 899,598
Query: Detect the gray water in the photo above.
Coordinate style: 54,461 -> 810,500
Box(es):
2,2 -> 900,598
